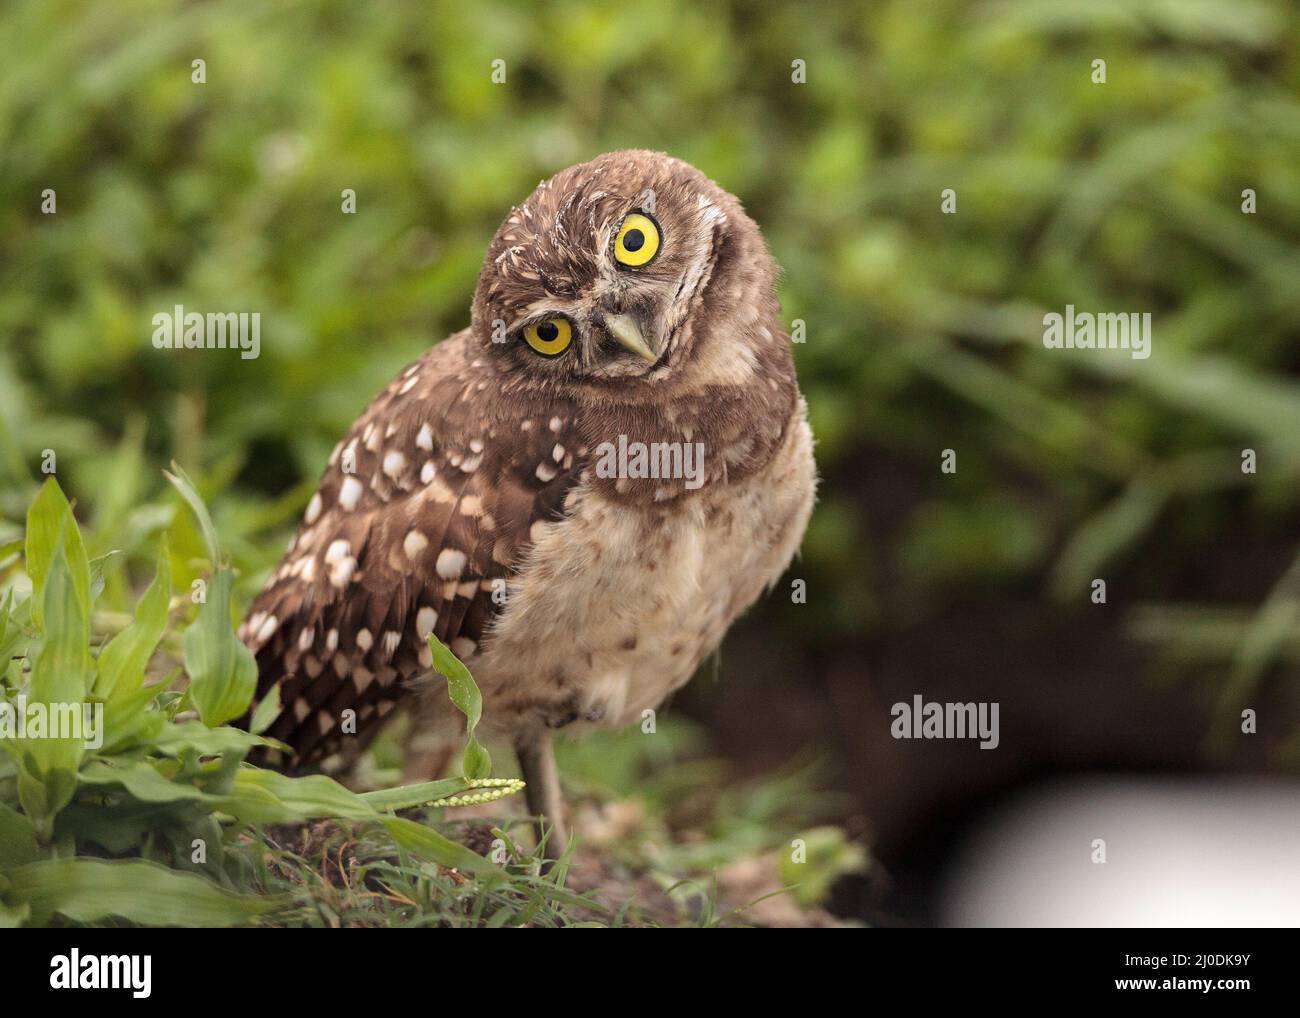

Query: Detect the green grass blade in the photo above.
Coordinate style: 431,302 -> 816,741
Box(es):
163,462 -> 223,565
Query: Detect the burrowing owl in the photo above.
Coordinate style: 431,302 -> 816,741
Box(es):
239,150 -> 816,853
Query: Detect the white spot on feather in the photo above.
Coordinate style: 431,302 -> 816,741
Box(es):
339,476 -> 363,511
329,556 -> 356,587
404,529 -> 429,559
436,548 -> 467,579
382,450 -> 407,478
416,607 -> 438,639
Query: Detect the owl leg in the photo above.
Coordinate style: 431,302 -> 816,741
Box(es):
515,731 -> 568,860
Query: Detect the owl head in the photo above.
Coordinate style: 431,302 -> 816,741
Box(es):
471,150 -> 781,394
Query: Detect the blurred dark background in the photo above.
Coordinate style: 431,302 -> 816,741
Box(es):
2,0 -> 1299,924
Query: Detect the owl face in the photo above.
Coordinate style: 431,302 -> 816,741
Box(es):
472,150 -> 773,391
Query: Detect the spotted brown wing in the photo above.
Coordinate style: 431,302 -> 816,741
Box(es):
238,333 -> 586,766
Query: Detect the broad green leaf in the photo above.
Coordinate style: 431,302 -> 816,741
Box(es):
383,815 -> 504,879
5,858 -> 280,927
0,590 -> 26,677
0,801 -> 41,868
78,759 -> 227,808
96,538 -> 170,699
361,777 -> 474,811
226,768 -> 377,824
361,777 -> 525,811
32,540 -> 92,704
24,479 -> 90,630
23,478 -> 66,628
223,770 -> 505,874
426,632 -> 492,780
54,801 -> 173,855
183,568 -> 256,727
87,550 -> 122,604
98,682 -> 167,753
248,683 -> 281,736
150,720 -> 280,758
16,541 -> 91,827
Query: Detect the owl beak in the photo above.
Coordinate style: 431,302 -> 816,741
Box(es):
601,313 -> 658,364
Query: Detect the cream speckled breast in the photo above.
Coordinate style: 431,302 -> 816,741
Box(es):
423,401 -> 816,745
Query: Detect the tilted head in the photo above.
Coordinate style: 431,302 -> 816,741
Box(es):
471,150 -> 785,398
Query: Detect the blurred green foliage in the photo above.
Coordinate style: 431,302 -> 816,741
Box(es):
1,0 -> 1299,712
1,477 -> 516,926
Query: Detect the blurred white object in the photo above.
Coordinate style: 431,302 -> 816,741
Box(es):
940,778 -> 1300,927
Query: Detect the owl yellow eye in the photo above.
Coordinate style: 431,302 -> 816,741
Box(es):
613,212 -> 661,267
522,317 -> 573,357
